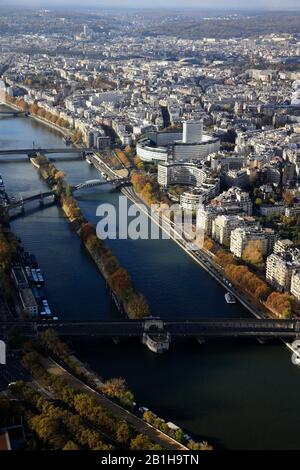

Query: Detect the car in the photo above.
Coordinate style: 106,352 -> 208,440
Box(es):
8,382 -> 18,387
138,406 -> 149,414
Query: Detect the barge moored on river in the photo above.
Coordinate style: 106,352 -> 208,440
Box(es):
142,332 -> 170,354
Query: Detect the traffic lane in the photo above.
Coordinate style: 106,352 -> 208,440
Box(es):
0,357 -> 31,391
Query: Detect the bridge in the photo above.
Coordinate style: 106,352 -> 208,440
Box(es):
1,318 -> 300,340
73,177 -> 129,192
0,110 -> 28,117
0,147 -> 90,156
6,191 -> 55,210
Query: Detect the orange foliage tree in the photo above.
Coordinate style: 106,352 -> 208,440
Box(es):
215,250 -> 238,268
242,240 -> 264,266
108,268 -> 132,299
266,292 -> 294,318
224,264 -> 270,300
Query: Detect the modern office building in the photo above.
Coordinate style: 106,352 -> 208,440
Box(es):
136,120 -> 220,163
183,120 -> 203,144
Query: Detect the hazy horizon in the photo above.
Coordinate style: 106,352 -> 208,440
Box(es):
3,0 -> 300,11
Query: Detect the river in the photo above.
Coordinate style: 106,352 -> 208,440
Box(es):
1,108 -> 300,449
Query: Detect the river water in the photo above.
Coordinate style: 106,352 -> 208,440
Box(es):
1,108 -> 300,449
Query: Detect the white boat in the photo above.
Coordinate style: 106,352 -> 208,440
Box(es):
86,155 -> 93,165
291,340 -> 300,366
225,292 -> 236,304
142,333 -> 170,354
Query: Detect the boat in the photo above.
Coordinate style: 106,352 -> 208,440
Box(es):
31,269 -> 40,286
41,299 -> 52,316
142,332 -> 170,354
36,268 -> 45,286
225,292 -> 236,304
86,155 -> 93,165
25,266 -> 33,283
291,340 -> 300,366
30,157 -> 40,169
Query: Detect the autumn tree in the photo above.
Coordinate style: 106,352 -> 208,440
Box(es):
283,190 -> 295,206
188,441 -> 213,450
215,250 -> 238,268
108,268 -> 132,298
63,441 -> 80,450
130,434 -> 154,450
203,237 -> 214,252
126,293 -> 150,319
143,411 -> 156,425
54,170 -> 65,182
242,240 -> 264,266
266,292 -> 294,318
80,222 -> 96,243
224,264 -> 270,300
102,378 -> 134,407
115,422 -> 131,445
102,254 -> 119,275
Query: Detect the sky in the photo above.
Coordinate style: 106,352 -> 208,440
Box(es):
3,0 -> 300,10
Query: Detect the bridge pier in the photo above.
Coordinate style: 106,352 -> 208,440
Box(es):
39,194 -> 44,208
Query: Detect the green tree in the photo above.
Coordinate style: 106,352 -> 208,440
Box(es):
63,441 -> 80,450
116,422 -> 131,444
130,434 -> 153,450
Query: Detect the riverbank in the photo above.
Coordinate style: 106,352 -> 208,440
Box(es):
120,186 -> 300,362
30,154 -> 151,321
2,101 -> 72,140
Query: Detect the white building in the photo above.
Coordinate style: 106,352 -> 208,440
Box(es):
230,227 -> 276,259
291,271 -> 300,301
158,161 -> 220,208
136,120 -> 220,163
266,252 -> 300,292
183,120 -> 203,144
212,215 -> 245,247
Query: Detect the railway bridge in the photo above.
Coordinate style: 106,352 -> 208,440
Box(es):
1,318 -> 300,340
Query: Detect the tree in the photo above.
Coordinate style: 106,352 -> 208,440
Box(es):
54,171 -> 65,182
143,411 -> 156,425
283,190 -> 294,206
175,429 -> 185,444
224,264 -> 270,300
215,250 -> 237,268
130,434 -> 153,450
63,441 -> 80,450
188,441 -> 213,450
266,292 -> 294,318
30,415 -> 67,450
103,378 -> 128,399
65,185 -> 73,197
203,237 -> 214,252
30,103 -> 39,115
102,254 -> 119,275
126,293 -> 150,319
116,422 -> 131,444
80,222 -> 96,243
242,240 -> 264,266
108,268 -> 132,298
